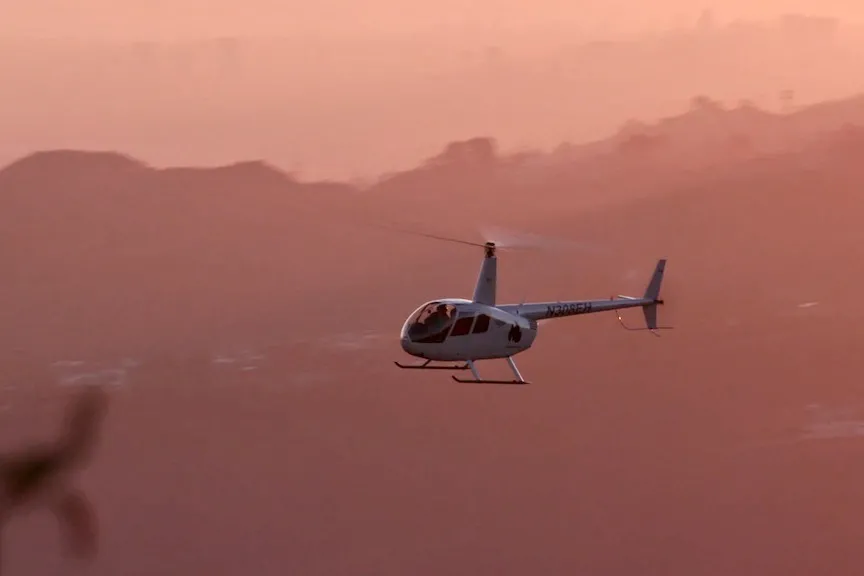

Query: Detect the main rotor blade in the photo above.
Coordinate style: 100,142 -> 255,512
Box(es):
371,223 -> 487,249
369,221 -> 606,254
478,225 -> 607,254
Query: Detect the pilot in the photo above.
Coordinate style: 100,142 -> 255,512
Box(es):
424,304 -> 450,331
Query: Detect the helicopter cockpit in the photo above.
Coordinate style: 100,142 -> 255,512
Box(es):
403,301 -> 457,344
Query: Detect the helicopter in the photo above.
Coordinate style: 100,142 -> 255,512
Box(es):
394,230 -> 669,385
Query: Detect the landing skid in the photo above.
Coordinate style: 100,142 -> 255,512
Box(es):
394,359 -> 470,370
452,377 -> 528,385
452,358 -> 529,385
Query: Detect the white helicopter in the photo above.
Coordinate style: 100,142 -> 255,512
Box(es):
394,230 -> 669,385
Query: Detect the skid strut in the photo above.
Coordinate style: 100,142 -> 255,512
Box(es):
452,358 -> 529,385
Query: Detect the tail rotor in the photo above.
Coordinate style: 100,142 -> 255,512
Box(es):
614,258 -> 673,336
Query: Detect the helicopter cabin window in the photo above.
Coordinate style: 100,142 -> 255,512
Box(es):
406,302 -> 457,344
449,315 -> 475,337
472,314 -> 490,334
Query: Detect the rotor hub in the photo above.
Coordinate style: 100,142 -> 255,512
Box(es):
484,242 -> 496,258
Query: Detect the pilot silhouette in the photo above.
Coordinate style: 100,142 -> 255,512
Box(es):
0,385 -> 108,572
508,325 -> 522,343
427,305 -> 450,328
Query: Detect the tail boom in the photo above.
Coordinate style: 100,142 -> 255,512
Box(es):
500,258 -> 668,332
501,296 -> 651,322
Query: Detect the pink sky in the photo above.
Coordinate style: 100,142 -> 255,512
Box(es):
3,1 -> 864,39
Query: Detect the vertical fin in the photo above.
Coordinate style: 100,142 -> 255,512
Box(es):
641,258 -> 666,330
642,258 -> 666,302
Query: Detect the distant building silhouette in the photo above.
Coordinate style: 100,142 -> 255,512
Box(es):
426,137 -> 498,167
697,9 -> 716,33
779,14 -> 838,49
780,89 -> 795,113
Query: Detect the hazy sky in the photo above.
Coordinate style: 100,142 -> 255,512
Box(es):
3,0 -> 864,40
4,0 -> 864,179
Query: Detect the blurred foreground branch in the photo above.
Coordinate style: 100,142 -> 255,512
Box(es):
0,386 -> 109,573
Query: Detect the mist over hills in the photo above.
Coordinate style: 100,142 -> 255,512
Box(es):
366,92 -> 864,221
3,92 -> 864,358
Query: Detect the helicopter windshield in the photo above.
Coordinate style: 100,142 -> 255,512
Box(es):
405,302 -> 457,344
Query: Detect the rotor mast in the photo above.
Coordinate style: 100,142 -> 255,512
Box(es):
474,242 -> 497,305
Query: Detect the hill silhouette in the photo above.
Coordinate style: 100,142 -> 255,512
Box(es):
0,151 -> 366,356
